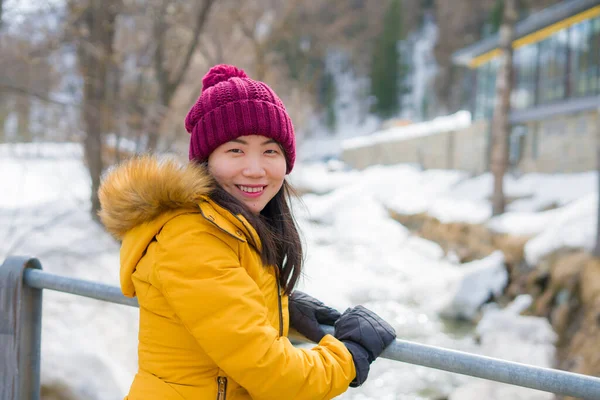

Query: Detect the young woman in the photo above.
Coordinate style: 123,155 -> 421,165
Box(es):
98,64 -> 395,400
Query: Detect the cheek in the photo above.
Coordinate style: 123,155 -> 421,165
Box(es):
207,158 -> 233,186
270,160 -> 287,185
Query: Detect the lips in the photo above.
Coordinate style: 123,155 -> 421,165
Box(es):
237,185 -> 265,193
236,185 -> 265,198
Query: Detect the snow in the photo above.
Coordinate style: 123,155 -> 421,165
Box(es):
291,162 -> 597,268
438,251 -> 509,321
104,133 -> 139,153
290,162 -> 360,195
342,110 -> 472,150
402,13 -> 439,122
488,192 -> 596,265
0,142 -> 591,399
0,143 -> 88,209
524,194 -> 598,265
451,295 -> 556,400
291,163 -> 597,229
487,208 -> 562,236
296,50 -> 380,162
405,236 -> 445,260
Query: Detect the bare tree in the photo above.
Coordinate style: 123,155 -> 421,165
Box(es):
71,0 -> 121,220
144,0 -> 216,151
490,0 -> 518,216
0,29 -> 60,143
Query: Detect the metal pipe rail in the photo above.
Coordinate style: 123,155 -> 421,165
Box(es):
2,256 -> 600,400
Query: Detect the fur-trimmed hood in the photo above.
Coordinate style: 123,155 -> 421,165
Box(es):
98,156 -> 213,240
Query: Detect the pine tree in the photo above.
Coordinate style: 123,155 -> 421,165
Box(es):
370,0 -> 403,118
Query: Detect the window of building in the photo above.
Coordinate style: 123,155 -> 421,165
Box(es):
538,29 -> 568,103
509,125 -> 527,167
591,17 -> 600,94
531,122 -> 539,159
469,11 -> 600,117
569,18 -> 600,97
512,44 -> 538,109
474,60 -> 498,120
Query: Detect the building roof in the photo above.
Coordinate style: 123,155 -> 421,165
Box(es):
452,0 -> 599,66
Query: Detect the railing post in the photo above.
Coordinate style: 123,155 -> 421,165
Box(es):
0,256 -> 43,400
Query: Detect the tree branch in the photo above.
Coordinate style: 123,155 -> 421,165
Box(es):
0,83 -> 77,107
153,0 -> 169,104
166,0 -> 216,102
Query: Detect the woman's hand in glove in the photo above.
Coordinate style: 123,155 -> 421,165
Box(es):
334,305 -> 396,387
288,291 -> 341,343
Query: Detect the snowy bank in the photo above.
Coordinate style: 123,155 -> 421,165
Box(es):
450,295 -> 557,400
524,194 -> 598,265
438,251 -> 508,321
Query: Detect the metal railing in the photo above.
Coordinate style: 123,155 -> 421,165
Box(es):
2,255 -> 600,400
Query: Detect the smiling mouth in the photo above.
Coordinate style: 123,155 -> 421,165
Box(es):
236,185 -> 265,194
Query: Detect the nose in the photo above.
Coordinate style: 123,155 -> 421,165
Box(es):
242,156 -> 266,178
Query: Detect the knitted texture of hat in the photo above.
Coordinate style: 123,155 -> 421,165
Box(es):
185,64 -> 296,173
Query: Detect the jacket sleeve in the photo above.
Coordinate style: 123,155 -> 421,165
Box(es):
153,220 -> 356,400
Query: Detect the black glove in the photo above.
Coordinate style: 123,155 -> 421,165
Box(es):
288,291 -> 341,343
334,305 -> 396,387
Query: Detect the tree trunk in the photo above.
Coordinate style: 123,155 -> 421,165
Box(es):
490,0 -> 517,216
83,109 -> 104,219
75,0 -> 119,221
15,94 -> 32,142
595,110 -> 600,258
0,98 -> 7,143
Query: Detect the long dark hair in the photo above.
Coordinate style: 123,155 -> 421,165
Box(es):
210,179 -> 303,295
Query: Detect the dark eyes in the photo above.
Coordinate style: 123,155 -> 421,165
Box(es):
226,149 -> 279,155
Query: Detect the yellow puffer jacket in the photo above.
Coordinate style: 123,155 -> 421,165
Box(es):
98,156 -> 356,400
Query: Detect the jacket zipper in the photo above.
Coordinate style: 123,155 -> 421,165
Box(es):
275,267 -> 283,337
216,376 -> 228,400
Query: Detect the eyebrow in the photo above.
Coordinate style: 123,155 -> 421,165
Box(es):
230,138 -> 277,145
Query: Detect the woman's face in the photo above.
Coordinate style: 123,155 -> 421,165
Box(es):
208,135 -> 287,214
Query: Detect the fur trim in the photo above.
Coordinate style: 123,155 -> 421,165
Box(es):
98,155 -> 213,239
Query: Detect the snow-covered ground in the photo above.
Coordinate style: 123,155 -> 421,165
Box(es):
2,142 -> 592,399
292,161 -> 597,264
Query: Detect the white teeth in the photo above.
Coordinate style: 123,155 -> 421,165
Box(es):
239,185 -> 264,193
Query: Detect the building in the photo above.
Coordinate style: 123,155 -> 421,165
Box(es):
341,0 -> 600,174
453,0 -> 600,173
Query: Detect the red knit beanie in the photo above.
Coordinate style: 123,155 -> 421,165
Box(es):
185,64 -> 296,173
